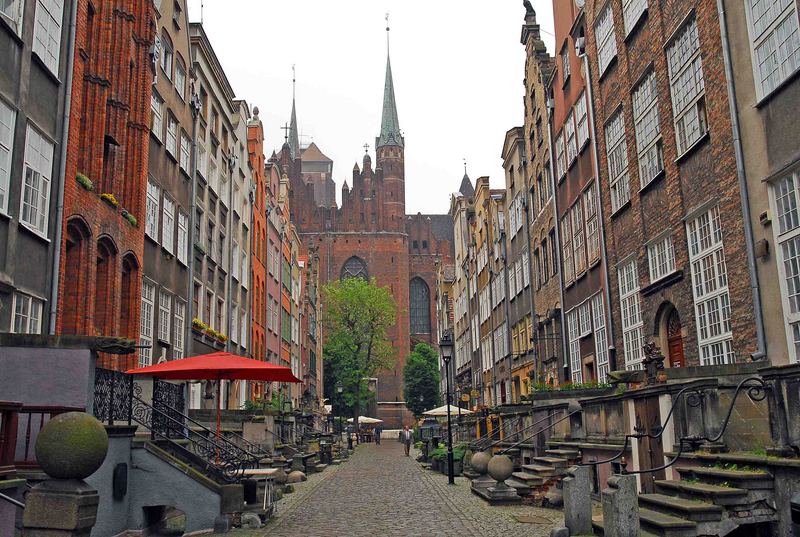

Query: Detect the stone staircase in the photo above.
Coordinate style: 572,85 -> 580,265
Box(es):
507,447 -> 581,506
591,464 -> 777,536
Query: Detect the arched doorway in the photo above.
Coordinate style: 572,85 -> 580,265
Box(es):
666,309 -> 684,368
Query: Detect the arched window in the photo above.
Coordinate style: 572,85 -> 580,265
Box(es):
340,256 -> 368,280
410,277 -> 430,334
62,219 -> 92,335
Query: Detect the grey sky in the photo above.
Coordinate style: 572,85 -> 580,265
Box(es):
187,1 -> 555,214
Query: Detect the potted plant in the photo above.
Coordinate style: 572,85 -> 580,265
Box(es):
100,193 -> 119,208
120,209 -> 137,227
192,318 -> 207,334
76,173 -> 93,191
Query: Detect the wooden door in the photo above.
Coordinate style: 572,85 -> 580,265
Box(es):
667,310 -> 684,368
633,396 -> 666,493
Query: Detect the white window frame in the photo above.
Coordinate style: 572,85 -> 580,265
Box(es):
0,98 -> 16,214
567,307 -> 582,383
596,3 -> 618,75
618,258 -> 644,369
33,0 -> 64,74
20,124 -> 54,236
231,303 -> 239,343
556,131 -> 566,180
592,293 -> 610,382
145,179 -> 159,240
571,201 -> 586,276
584,183 -> 600,264
177,209 -> 188,265
647,234 -> 676,282
632,70 -> 663,187
605,110 -> 630,213
561,45 -> 571,82
166,115 -> 178,156
565,109 -> 578,165
139,279 -> 155,367
1,0 -> 25,35
575,92 -> 589,149
180,131 -> 190,171
162,195 -> 175,254
174,299 -> 185,359
623,0 -> 648,36
175,60 -> 186,100
158,290 -> 171,343
11,292 -> 43,334
151,93 -> 163,140
686,205 -> 735,365
745,0 -> 800,99
561,214 -> 574,283
666,16 -> 707,156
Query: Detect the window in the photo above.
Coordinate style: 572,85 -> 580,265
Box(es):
341,256 -> 368,280
578,300 -> 592,336
1,0 -> 24,34
584,184 -> 600,263
550,229 -> 558,277
241,249 -> 248,289
162,196 -> 174,253
240,307 -> 247,349
175,58 -> 186,100
139,280 -> 155,367
177,210 -> 188,265
231,303 -> 239,343
592,294 -> 609,382
565,110 -> 577,164
571,201 -> 586,275
686,205 -> 734,365
197,143 -> 207,178
561,214 -> 574,283
667,17 -> 707,155
145,180 -> 159,239
605,111 -> 630,213
174,300 -> 185,359
541,238 -> 549,283
567,308 -> 582,383
180,131 -> 190,171
522,251 -> 530,288
33,0 -> 63,73
232,239 -> 239,281
647,234 -> 676,282
561,45 -> 571,82
160,34 -> 173,80
166,115 -> 177,156
151,94 -> 163,140
216,298 -> 224,332
596,4 -> 618,74
575,92 -> 589,148
158,290 -> 171,343
623,0 -> 648,35
12,292 -> 43,334
0,99 -> 15,213
555,131 -> 566,179
20,124 -> 54,235
746,0 -> 800,98
632,70 -> 663,186
618,258 -> 644,369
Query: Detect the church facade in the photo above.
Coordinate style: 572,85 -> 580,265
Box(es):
284,45 -> 454,427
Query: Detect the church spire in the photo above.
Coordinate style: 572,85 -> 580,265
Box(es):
376,14 -> 403,149
288,64 -> 300,159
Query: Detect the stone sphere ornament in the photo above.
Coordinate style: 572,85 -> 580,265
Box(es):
487,454 -> 514,482
35,412 -> 109,479
470,451 -> 491,475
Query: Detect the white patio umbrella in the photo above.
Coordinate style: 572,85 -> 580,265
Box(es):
345,416 -> 383,424
423,404 -> 474,417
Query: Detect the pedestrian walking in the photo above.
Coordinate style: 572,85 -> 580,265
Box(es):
401,425 -> 413,456
375,425 -> 382,445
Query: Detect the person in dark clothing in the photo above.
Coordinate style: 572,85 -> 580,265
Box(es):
375,425 -> 382,445
401,426 -> 413,456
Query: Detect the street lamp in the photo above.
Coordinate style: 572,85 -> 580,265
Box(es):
335,381 -> 343,436
440,330 -> 455,485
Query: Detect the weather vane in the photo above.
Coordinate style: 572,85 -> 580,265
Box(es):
386,12 -> 390,51
463,158 -> 467,175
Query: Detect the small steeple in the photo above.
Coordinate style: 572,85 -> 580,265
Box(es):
459,159 -> 474,197
376,14 -> 403,149
288,65 -> 300,159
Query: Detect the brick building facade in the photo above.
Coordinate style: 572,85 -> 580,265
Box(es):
57,0 -> 154,371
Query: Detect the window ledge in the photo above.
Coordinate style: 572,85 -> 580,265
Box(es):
0,210 -> 10,221
0,15 -> 23,44
31,53 -> 62,85
675,131 -> 710,164
165,150 -> 178,164
18,222 -> 50,243
578,138 -> 591,156
623,9 -> 649,44
145,233 -> 159,245
755,68 -> 800,108
180,167 -> 191,181
597,56 -> 618,83
639,168 -> 666,195
641,269 -> 684,297
610,198 -> 632,218
150,130 -> 164,145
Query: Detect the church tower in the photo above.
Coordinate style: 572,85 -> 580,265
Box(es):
376,21 -> 405,233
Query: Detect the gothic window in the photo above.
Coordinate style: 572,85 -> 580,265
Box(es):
341,256 -> 368,280
410,277 -> 430,334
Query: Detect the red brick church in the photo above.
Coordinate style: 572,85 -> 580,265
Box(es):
283,38 -> 454,427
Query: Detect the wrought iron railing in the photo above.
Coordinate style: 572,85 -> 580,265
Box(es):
497,409 -> 582,455
580,376 -> 769,476
131,385 -> 258,482
93,368 -> 133,426
219,429 -> 272,459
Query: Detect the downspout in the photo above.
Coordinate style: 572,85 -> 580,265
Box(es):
522,184 -> 538,385
225,152 -> 234,355
48,0 -> 78,334
581,52 -> 618,370
501,231 -> 513,403
185,90 -> 201,357
716,0 -> 767,360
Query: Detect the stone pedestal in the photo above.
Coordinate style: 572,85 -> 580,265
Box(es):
601,474 -> 639,537
563,466 -> 592,535
469,451 -> 495,496
23,479 -> 100,536
481,455 -> 520,504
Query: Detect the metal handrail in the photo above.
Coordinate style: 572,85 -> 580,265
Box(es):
218,428 -> 272,458
0,491 -> 23,509
262,426 -> 302,455
498,409 -> 581,454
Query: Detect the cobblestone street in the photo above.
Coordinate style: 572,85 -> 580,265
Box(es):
236,441 -> 563,537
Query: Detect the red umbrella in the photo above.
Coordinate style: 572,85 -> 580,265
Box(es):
126,352 -> 301,444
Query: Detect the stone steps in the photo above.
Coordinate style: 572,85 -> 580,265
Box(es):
675,466 -> 774,490
510,471 -> 546,486
532,456 -> 568,468
639,507 -> 697,537
592,515 -> 659,537
639,493 -> 723,522
505,477 -> 532,496
313,464 -> 328,473
521,464 -> 560,477
545,448 -> 580,459
654,479 -> 748,506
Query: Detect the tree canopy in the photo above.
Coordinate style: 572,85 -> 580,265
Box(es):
322,277 -> 396,427
404,343 -> 441,417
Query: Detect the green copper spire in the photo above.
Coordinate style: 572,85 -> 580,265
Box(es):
376,18 -> 403,149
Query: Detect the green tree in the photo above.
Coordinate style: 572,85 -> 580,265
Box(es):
404,343 -> 441,417
323,277 -> 396,430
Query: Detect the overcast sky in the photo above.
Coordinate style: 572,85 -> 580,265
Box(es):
187,1 -> 555,214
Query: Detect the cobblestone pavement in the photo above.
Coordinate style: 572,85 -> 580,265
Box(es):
234,441 -> 563,537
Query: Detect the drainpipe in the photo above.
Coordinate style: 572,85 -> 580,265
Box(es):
48,0 -> 78,334
522,184 -> 538,386
185,90 -> 201,357
716,0 -> 767,360
581,52 -> 618,370
500,230 -> 513,403
226,150 -> 235,356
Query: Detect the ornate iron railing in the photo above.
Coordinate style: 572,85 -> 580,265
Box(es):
497,409 -> 582,455
93,367 -> 133,426
580,376 -> 769,476
131,384 -> 258,482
